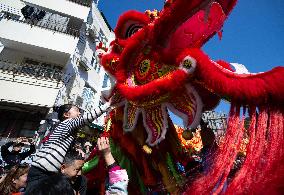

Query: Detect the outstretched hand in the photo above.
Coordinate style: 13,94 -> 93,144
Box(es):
97,137 -> 115,166
97,137 -> 111,156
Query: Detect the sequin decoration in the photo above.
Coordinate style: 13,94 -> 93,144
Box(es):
123,102 -> 140,131
142,104 -> 168,146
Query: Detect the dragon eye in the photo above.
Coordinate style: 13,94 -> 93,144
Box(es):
139,59 -> 151,75
179,56 -> 196,74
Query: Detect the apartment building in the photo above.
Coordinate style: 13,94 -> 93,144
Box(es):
0,0 -> 114,140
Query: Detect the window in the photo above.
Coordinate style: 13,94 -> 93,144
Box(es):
102,73 -> 109,88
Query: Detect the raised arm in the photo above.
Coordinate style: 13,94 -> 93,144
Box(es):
97,137 -> 129,194
66,103 -> 111,131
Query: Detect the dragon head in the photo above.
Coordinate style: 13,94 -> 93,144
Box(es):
100,0 -> 284,146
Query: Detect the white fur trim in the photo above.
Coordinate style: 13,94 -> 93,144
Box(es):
123,101 -> 141,132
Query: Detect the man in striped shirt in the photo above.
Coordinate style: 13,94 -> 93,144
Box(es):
25,103 -> 111,192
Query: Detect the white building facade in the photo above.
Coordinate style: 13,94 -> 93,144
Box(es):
0,0 -> 114,141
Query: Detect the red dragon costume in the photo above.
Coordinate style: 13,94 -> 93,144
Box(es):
95,0 -> 284,194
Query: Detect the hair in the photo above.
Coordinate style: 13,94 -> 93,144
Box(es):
63,150 -> 85,166
0,164 -> 29,195
24,174 -> 74,195
53,104 -> 74,121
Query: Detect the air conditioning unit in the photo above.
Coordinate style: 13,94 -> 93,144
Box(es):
78,56 -> 91,71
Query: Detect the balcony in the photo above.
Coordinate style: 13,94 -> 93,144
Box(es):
22,0 -> 90,21
0,11 -> 80,37
0,59 -> 63,82
0,12 -> 79,57
0,60 -> 63,107
67,0 -> 92,7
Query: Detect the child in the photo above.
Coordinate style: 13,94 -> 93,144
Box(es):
0,164 -> 29,195
26,103 -> 111,191
61,137 -> 128,194
97,137 -> 128,194
60,150 -> 86,195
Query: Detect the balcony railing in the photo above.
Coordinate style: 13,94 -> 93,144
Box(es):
67,0 -> 92,7
0,11 -> 80,37
0,60 -> 63,81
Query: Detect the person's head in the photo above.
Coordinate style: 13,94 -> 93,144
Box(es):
13,142 -> 24,152
24,174 -> 75,195
55,104 -> 81,121
0,164 -> 29,195
61,150 -> 85,179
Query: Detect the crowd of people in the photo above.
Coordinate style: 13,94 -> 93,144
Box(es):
0,101 -> 240,194
0,103 -> 129,195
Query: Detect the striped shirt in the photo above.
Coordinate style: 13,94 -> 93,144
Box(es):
32,105 -> 110,172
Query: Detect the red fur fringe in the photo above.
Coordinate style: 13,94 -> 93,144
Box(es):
180,48 -> 284,105
184,105 -> 244,194
183,105 -> 284,194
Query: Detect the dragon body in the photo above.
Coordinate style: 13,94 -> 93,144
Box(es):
98,0 -> 284,193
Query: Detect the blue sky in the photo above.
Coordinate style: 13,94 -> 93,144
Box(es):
98,0 -> 284,126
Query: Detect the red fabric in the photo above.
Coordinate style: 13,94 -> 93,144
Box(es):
153,0 -> 237,47
110,113 -> 158,185
84,156 -> 107,194
163,2 -> 226,56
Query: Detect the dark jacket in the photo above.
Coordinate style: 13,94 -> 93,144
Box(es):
1,141 -> 35,168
